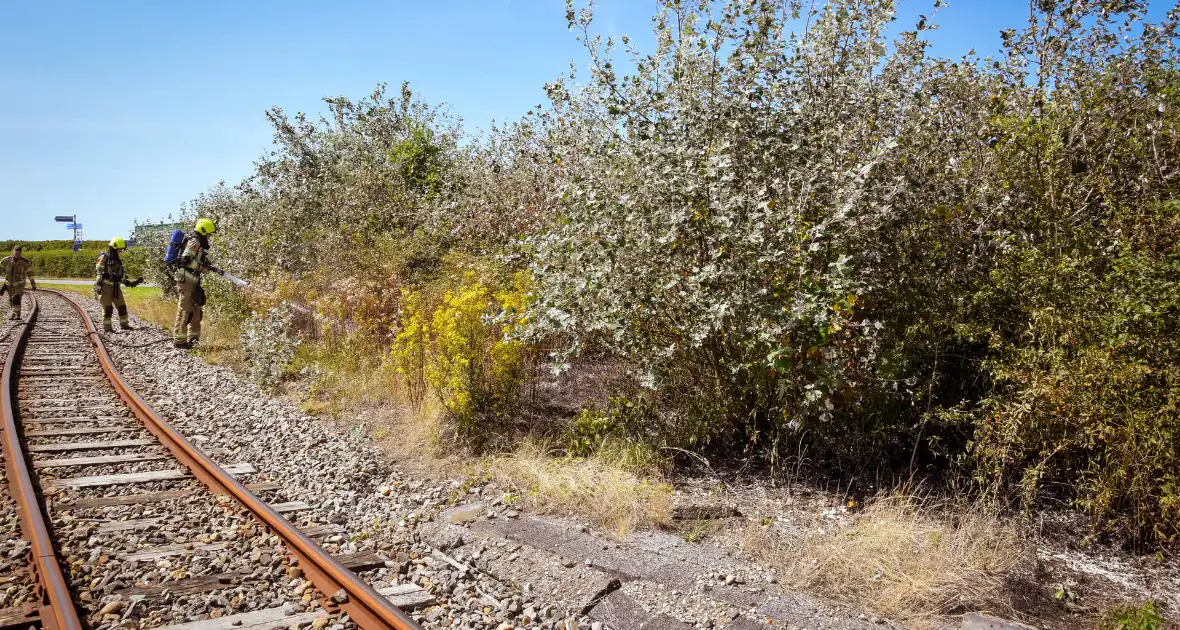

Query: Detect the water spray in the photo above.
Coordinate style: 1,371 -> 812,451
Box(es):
203,265 -> 317,318
204,265 -> 250,288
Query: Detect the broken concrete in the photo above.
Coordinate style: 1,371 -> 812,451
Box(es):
961,613 -> 1040,630
450,514 -> 878,629
589,591 -> 694,630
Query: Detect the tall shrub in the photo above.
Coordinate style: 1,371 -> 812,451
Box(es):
524,0 -> 1180,541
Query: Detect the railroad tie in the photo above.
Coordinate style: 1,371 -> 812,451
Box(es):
69,482 -> 282,509
26,438 -> 156,453
25,426 -> 139,437
46,462 -> 257,490
33,452 -> 169,469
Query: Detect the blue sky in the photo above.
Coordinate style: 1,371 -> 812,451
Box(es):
0,1 -> 1166,240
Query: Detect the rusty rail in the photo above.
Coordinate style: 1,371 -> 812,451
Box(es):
0,292 -> 85,630
51,290 -> 421,630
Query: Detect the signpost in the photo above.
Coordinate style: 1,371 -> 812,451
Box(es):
54,215 -> 80,256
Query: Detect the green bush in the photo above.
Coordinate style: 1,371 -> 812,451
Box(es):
1,240 -> 147,280
975,205 -> 1180,544
0,240 -> 106,252
391,276 -> 530,445
521,0 -> 1180,543
240,304 -> 300,388
1099,600 -> 1166,630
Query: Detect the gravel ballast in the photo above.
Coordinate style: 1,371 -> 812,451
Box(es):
19,291 -> 351,629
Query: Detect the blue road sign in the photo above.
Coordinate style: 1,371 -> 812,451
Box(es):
54,216 -> 74,222
72,242 -> 80,252
66,223 -> 82,230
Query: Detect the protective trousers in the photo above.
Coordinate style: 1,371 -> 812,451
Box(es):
172,272 -> 203,347
98,282 -> 130,331
7,290 -> 21,320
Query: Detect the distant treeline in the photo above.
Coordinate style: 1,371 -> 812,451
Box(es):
1,241 -> 146,279
1,240 -> 107,251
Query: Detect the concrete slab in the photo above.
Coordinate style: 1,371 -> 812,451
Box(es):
469,514 -> 881,630
623,530 -> 736,568
961,613 -> 1040,629
589,590 -> 694,630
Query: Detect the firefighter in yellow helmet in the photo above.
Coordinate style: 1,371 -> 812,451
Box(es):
172,218 -> 216,349
94,237 -> 143,332
1,245 -> 37,320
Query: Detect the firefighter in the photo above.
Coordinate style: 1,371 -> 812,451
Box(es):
1,245 -> 37,320
172,218 -> 216,349
94,238 -> 143,332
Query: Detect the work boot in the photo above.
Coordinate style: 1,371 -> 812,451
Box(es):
103,321 -> 114,333
120,320 -> 134,331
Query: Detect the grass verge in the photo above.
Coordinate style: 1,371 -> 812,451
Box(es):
481,440 -> 673,537
744,491 -> 1025,628
293,332 -> 403,417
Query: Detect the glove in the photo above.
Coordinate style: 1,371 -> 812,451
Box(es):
93,282 -> 102,297
132,277 -> 144,287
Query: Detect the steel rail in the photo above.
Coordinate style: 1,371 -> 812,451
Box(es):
0,292 -> 85,630
51,290 -> 421,630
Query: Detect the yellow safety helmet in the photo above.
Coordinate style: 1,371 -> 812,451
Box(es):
108,237 -> 127,250
195,218 -> 217,236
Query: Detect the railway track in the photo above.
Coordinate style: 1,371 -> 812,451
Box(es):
0,290 -> 425,630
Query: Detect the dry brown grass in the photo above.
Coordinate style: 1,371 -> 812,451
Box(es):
745,491 -> 1026,628
194,322 -> 241,367
293,333 -> 406,416
368,397 -> 449,458
483,440 -> 673,536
